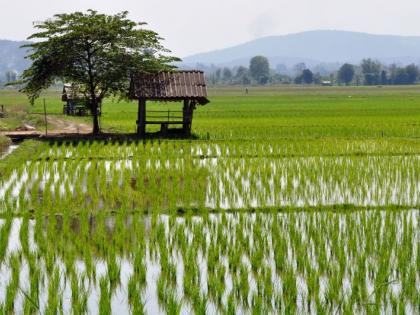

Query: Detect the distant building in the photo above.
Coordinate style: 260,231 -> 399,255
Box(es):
62,84 -> 101,116
321,81 -> 333,86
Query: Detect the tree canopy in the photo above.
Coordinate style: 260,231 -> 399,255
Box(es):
21,10 -> 179,133
301,69 -> 314,84
249,56 -> 270,84
361,59 -> 381,85
338,63 -> 355,85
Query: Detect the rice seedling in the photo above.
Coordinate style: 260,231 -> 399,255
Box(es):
44,267 -> 63,315
1,254 -> 20,315
98,276 -> 111,315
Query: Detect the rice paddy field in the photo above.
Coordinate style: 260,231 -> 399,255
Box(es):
0,85 -> 419,314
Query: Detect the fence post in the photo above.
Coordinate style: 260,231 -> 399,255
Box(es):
44,99 -> 47,136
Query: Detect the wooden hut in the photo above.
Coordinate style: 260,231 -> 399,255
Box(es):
62,84 -> 90,116
62,84 -> 102,116
129,70 -> 209,136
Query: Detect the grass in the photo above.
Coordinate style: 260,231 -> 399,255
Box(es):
0,103 -> 45,131
2,84 -> 420,139
0,136 -> 10,155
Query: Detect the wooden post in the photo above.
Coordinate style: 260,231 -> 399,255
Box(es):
186,101 -> 196,136
43,99 -> 47,136
137,98 -> 146,136
183,100 -> 190,135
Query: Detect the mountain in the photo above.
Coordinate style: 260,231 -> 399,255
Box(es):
0,40 -> 31,81
3,31 -> 420,79
182,30 -> 420,68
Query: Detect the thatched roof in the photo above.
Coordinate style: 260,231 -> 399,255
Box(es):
129,70 -> 209,105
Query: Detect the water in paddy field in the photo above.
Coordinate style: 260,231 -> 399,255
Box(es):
0,211 -> 418,314
2,152 -> 420,211
0,144 -> 18,160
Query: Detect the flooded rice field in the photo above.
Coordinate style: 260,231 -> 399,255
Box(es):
1,141 -> 420,212
0,211 -> 418,314
0,140 -> 419,314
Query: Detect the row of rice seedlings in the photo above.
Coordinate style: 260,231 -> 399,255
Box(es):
28,138 -> 420,161
192,119 -> 420,140
0,210 -> 418,313
206,154 -> 420,208
2,138 -> 420,213
1,152 -> 210,213
2,151 -> 419,213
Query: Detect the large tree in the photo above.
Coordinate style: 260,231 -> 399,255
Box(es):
405,64 -> 419,84
21,10 -> 178,134
249,56 -> 270,84
301,69 -> 314,84
338,63 -> 355,85
361,58 -> 381,85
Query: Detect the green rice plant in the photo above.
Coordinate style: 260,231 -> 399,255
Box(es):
165,291 -> 182,315
98,276 -> 112,315
0,215 -> 12,265
1,254 -> 20,315
44,267 -> 63,315
107,250 -> 121,291
70,273 -> 88,315
127,273 -> 146,315
225,292 -> 236,315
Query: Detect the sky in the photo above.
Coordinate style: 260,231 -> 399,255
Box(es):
1,0 -> 420,57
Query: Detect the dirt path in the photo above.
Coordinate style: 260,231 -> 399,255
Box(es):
0,116 -> 92,138
47,116 -> 92,134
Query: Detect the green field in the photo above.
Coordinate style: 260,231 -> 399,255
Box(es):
0,86 -> 419,314
2,85 -> 420,139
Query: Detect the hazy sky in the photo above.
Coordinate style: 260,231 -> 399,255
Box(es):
1,0 -> 420,57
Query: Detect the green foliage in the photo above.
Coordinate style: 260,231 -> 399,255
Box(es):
249,56 -> 270,84
361,58 -> 381,85
300,69 -> 314,84
20,10 -> 179,133
392,64 -> 419,85
338,63 -> 355,85
0,136 -> 10,154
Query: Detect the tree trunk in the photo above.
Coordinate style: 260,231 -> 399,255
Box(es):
92,103 -> 100,134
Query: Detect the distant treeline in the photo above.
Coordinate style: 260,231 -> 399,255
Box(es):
3,56 -> 419,87
203,56 -> 420,86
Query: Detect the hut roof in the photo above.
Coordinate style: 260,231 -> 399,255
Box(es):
62,84 -> 79,102
62,84 -> 100,102
129,70 -> 209,105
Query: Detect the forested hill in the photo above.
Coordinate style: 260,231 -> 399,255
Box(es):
0,40 -> 31,81
182,30 -> 420,67
4,31 -> 420,78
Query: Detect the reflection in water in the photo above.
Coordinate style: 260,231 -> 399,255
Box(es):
0,210 -> 418,314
